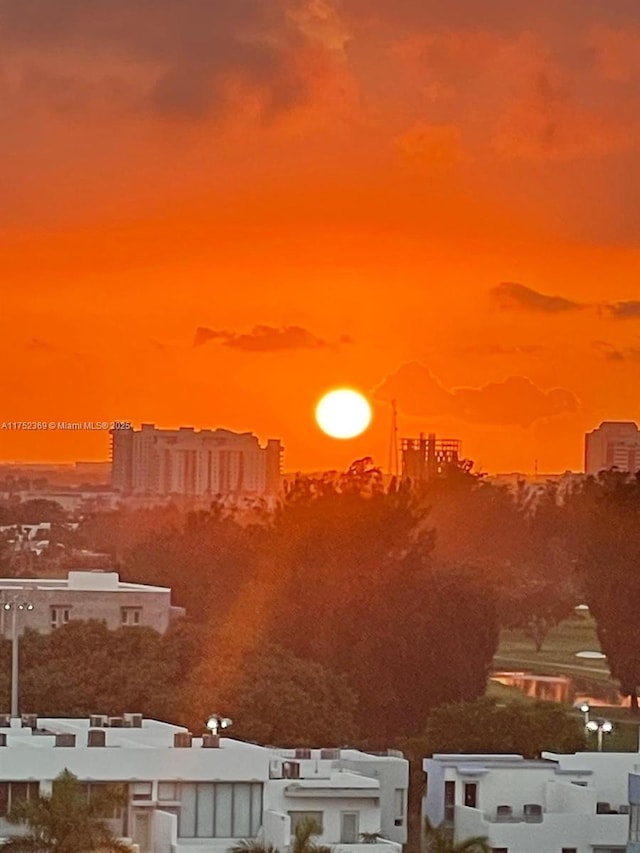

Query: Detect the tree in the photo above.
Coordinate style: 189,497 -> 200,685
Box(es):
291,817 -> 332,853
567,472 -> 640,712
182,642 -> 359,746
422,697 -> 586,757
424,817 -> 490,853
3,769 -> 131,853
18,619 -> 197,720
260,468 -> 499,741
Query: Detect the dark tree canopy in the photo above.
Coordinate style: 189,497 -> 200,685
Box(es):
422,697 -> 586,757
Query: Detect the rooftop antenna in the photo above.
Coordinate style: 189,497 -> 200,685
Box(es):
387,399 -> 399,478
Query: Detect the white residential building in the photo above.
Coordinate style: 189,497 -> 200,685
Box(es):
0,570 -> 184,635
111,424 -> 283,498
585,422 -> 640,475
424,752 -> 637,853
0,716 -> 407,853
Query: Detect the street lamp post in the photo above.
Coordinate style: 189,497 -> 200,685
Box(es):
586,718 -> 613,752
579,702 -> 590,731
3,598 -> 35,719
206,714 -> 233,736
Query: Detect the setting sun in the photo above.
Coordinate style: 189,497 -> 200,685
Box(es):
315,389 -> 372,440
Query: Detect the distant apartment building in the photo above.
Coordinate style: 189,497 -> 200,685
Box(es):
584,422 -> 640,475
111,424 -> 283,498
0,570 -> 184,635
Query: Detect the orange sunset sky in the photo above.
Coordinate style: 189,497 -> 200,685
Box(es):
2,0 -> 640,474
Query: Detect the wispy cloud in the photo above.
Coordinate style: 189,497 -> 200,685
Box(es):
605,300 -> 640,320
194,324 -> 331,352
491,282 -> 584,313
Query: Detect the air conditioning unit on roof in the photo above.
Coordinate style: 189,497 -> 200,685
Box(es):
283,761 -> 300,780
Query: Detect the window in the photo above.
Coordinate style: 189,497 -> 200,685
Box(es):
631,804 -> 640,843
0,782 -> 40,817
491,849 -> 508,853
177,782 -> 262,839
444,780 -> 455,823
121,606 -> 142,626
562,848 -> 578,853
50,606 -> 70,630
288,811 -> 324,835
464,783 -> 477,808
158,782 -> 179,801
340,812 -> 359,843
132,782 -> 152,801
394,788 -> 405,826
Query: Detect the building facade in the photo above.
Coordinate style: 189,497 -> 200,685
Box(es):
424,752 -> 636,853
111,424 -> 283,499
0,571 -> 184,636
585,422 -> 640,475
0,716 -> 407,853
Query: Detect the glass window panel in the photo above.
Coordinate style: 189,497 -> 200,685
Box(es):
11,783 -> 29,804
214,783 -> 233,837
196,784 -> 215,838
250,784 -> 263,836
233,784 -> 251,837
158,782 -> 178,801
179,783 -> 196,838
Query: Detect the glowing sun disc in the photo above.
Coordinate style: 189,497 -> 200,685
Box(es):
316,389 -> 372,439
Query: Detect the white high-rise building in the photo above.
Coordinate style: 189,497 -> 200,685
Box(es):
111,424 -> 283,498
584,421 -> 640,475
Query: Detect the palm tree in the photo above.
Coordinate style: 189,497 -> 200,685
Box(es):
229,841 -> 280,853
291,817 -> 333,853
424,817 -> 491,853
3,769 -> 133,853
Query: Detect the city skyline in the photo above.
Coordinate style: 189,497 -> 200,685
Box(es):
3,0 -> 640,473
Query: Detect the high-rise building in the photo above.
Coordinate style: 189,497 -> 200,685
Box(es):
111,424 -> 283,497
584,421 -> 640,475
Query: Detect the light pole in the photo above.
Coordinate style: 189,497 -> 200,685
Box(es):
579,702 -> 590,731
206,714 -> 233,736
586,718 -> 613,752
3,597 -> 35,719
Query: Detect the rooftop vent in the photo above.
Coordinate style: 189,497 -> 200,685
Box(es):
320,749 -> 340,760
174,732 -> 193,748
0,733 -> 7,747
90,715 -> 108,728
202,734 -> 220,748
108,716 -> 123,728
124,713 -> 143,728
295,748 -> 312,759
87,729 -> 106,748
21,714 -> 37,729
55,733 -> 76,748
0,715 -> 10,728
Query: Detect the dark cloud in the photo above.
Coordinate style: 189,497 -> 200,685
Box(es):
492,282 -> 585,313
605,300 -> 640,320
26,338 -> 55,351
593,340 -> 640,361
0,0 -> 336,120
193,325 -> 329,352
375,361 -> 578,427
457,343 -> 544,357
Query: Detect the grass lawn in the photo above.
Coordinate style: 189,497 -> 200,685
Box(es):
493,613 -> 612,682
488,612 -> 640,751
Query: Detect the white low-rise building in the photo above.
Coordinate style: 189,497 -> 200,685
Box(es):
0,570 -> 184,635
0,716 -> 407,853
424,752 -> 637,853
